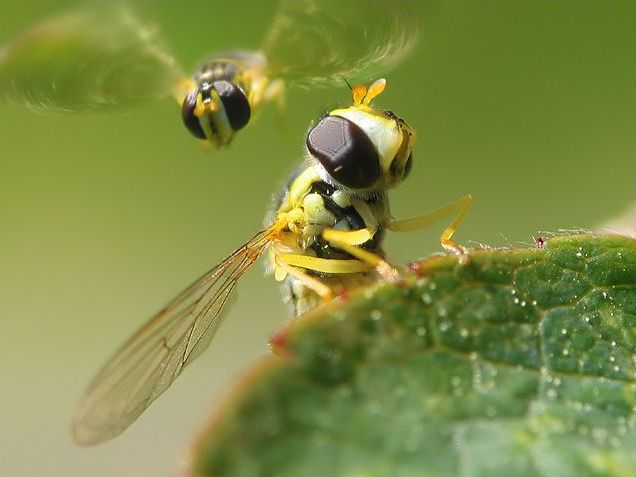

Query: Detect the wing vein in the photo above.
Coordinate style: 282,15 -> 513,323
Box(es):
72,227 -> 276,446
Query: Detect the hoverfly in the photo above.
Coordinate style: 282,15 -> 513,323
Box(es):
0,1 -> 420,148
71,78 -> 472,446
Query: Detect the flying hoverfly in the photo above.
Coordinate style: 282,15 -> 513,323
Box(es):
71,78 -> 472,446
0,0 -> 420,148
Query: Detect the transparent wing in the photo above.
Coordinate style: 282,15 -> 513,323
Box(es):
71,227 -> 277,446
261,0 -> 421,88
0,5 -> 183,114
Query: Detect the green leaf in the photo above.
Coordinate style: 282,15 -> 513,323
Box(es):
189,235 -> 636,477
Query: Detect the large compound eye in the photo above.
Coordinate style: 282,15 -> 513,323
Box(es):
213,80 -> 251,131
306,115 -> 380,189
181,89 -> 206,139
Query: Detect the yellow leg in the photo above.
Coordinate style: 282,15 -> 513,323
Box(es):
275,254 -> 333,301
277,253 -> 372,274
322,228 -> 399,281
386,194 -> 473,262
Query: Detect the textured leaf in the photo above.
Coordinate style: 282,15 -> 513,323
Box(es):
188,235 -> 636,477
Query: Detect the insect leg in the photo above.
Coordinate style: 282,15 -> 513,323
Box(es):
274,254 -> 333,300
321,228 -> 399,281
386,194 -> 473,261
276,253 -> 372,275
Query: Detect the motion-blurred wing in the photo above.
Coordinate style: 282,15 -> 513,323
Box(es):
72,228 -> 276,446
262,0 -> 420,88
0,5 -> 183,114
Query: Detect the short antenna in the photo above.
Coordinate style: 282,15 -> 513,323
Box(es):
339,75 -> 353,91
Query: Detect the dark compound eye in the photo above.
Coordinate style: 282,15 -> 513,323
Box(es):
181,89 -> 206,140
213,80 -> 251,131
306,115 -> 380,189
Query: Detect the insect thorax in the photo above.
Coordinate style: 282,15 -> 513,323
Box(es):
194,52 -> 266,96
303,180 -> 386,260
273,166 -> 389,315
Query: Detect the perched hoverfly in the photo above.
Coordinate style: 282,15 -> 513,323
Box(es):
0,1 -> 420,148
71,78 -> 472,446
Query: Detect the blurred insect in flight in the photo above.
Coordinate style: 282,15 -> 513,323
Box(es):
71,78 -> 473,446
0,0 -> 420,149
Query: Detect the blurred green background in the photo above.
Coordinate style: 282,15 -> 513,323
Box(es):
1,1 -> 634,475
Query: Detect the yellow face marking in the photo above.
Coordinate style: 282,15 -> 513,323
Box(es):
193,93 -> 206,117
194,90 -> 222,117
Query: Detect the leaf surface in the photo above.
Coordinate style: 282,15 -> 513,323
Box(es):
190,235 -> 636,477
